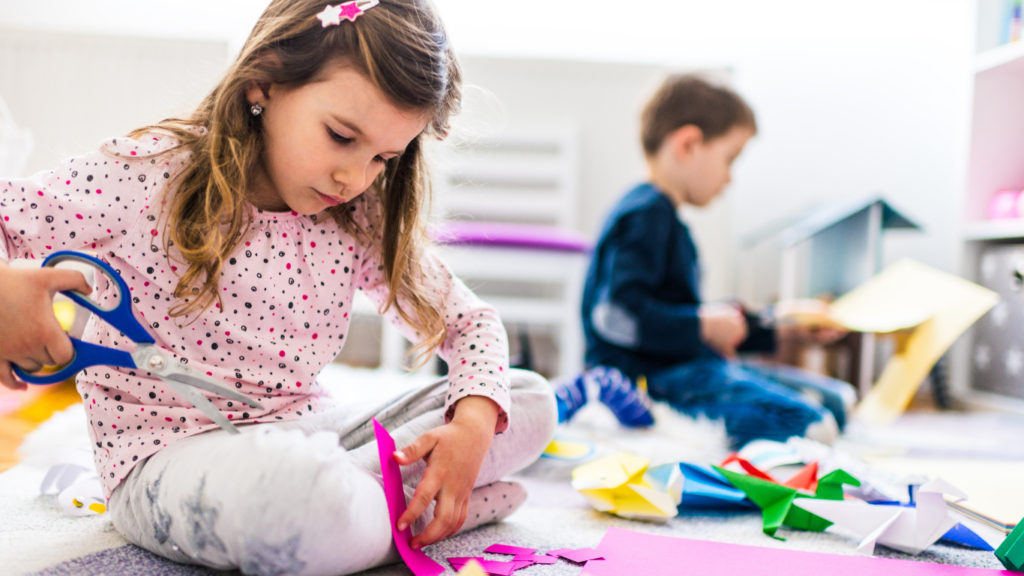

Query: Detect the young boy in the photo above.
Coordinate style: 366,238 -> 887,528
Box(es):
562,74 -> 852,448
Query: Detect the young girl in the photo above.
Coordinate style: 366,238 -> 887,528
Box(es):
0,1 -> 557,573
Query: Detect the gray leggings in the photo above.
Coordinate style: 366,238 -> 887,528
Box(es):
108,369 -> 557,576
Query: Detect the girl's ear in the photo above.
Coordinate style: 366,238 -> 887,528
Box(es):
668,124 -> 704,163
245,80 -> 273,106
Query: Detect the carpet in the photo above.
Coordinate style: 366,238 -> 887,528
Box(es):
0,365 -> 1016,575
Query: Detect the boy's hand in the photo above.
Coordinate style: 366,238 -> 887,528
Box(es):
699,303 -> 747,358
0,261 -> 91,391
393,395 -> 499,549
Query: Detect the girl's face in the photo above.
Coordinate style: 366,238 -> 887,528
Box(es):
247,61 -> 430,214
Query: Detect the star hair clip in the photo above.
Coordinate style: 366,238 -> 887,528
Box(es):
317,0 -> 379,27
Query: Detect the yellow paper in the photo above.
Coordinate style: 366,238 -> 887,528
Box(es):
543,439 -> 593,460
828,259 -> 992,334
852,260 -> 998,424
571,453 -> 677,521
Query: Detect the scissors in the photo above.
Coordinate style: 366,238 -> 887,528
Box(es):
13,251 -> 262,434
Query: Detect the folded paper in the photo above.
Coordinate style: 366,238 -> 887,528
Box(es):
571,453 -> 681,521
372,419 -> 445,576
996,517 -> 1024,571
793,478 -> 967,555
714,465 -> 859,539
40,462 -> 106,516
582,526 -> 1007,575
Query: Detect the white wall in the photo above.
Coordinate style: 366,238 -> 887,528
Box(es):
0,29 -> 228,176
0,0 -> 978,286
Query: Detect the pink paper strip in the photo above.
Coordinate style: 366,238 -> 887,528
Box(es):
583,527 -> 1010,575
373,419 -> 445,576
547,547 -> 604,563
485,544 -> 538,556
513,553 -> 557,564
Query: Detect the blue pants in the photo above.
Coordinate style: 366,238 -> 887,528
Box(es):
646,358 -> 844,448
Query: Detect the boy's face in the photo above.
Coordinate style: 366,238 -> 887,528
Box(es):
246,61 -> 430,215
674,124 -> 754,207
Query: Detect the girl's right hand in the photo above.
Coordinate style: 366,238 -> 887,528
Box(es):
699,303 -> 748,358
0,261 -> 92,391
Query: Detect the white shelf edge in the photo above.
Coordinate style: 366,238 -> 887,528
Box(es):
963,219 -> 1024,240
975,41 -> 1024,73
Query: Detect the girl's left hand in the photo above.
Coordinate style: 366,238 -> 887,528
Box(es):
393,395 -> 499,549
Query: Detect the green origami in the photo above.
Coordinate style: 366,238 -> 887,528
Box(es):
713,465 -> 860,540
996,518 -> 1024,572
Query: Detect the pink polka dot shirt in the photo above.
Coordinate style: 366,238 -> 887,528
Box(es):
0,133 -> 511,498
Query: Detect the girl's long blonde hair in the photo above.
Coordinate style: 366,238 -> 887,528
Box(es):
130,0 -> 460,365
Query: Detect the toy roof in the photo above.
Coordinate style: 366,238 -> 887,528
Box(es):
741,195 -> 921,249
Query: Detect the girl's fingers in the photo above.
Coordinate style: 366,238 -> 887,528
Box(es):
411,492 -> 456,549
398,470 -> 442,532
0,361 -> 27,391
45,334 -> 75,367
44,269 -> 92,296
394,432 -> 437,466
447,499 -> 469,540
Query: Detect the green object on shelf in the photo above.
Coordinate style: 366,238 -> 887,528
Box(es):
713,465 -> 860,540
996,518 -> 1024,572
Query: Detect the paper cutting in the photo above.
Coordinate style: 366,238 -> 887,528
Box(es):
372,419 -> 445,576
571,453 -> 681,521
995,517 -> 1024,572
714,465 -> 860,539
582,527 -> 1007,575
793,478 -> 967,555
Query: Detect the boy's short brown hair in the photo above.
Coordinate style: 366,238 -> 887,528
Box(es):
640,74 -> 757,157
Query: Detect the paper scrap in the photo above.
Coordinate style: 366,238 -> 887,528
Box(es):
838,260 -> 998,424
514,553 -> 557,564
582,527 -> 1007,575
546,547 -> 604,563
372,419 -> 445,576
484,544 -> 536,555
447,558 -> 527,576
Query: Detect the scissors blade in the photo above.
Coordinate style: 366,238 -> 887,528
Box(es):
163,371 -> 265,410
163,378 -> 240,435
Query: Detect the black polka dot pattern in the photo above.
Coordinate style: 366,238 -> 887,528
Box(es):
0,133 -> 512,499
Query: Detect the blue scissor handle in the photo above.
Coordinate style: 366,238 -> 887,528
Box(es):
14,338 -> 137,384
12,251 -> 153,385
39,251 -> 154,344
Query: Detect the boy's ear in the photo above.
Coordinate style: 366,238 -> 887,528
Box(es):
666,125 -> 704,162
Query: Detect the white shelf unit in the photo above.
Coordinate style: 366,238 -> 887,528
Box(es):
957,2 -> 1024,406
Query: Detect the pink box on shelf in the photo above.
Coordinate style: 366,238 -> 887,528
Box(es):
989,188 -> 1022,219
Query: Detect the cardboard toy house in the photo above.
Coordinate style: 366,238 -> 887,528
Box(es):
737,195 -> 922,393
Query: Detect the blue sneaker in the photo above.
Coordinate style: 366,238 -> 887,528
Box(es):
588,366 -> 655,428
554,366 -> 655,427
554,374 -> 588,423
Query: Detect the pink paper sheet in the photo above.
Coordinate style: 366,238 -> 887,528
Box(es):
372,419 -> 445,576
485,544 -> 537,556
582,527 -> 1012,575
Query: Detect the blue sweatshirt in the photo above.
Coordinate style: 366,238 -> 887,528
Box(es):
581,183 -> 774,380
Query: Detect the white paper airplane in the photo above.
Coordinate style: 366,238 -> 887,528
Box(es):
792,478 -> 967,555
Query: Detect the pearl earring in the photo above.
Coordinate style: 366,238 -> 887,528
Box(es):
251,103 -> 263,117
